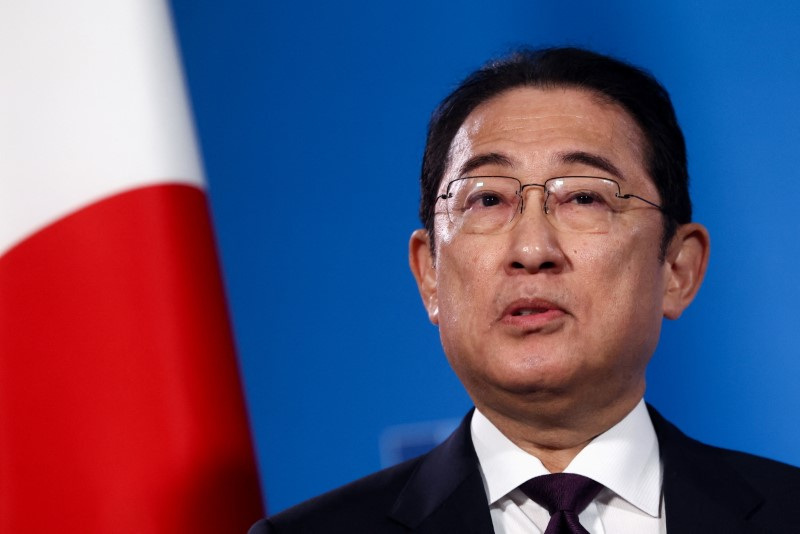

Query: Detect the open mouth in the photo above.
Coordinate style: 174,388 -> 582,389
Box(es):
511,307 -> 550,316
501,299 -> 566,323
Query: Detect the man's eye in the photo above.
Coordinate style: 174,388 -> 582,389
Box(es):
565,191 -> 607,207
479,194 -> 501,207
465,192 -> 507,209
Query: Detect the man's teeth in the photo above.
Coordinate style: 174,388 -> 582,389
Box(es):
514,308 -> 543,316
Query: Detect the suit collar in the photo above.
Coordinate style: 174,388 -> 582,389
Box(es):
388,405 -> 769,533
388,410 -> 495,533
648,405 -> 766,533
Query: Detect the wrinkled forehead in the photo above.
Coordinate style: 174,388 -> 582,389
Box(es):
441,87 -> 651,190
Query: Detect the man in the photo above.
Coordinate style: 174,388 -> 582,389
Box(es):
250,47 -> 800,533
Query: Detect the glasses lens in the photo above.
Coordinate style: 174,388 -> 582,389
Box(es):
446,177 -> 519,234
545,177 -> 620,233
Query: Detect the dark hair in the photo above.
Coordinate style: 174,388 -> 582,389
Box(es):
419,47 -> 691,257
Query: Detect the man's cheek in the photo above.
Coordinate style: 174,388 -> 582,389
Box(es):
433,217 -> 457,246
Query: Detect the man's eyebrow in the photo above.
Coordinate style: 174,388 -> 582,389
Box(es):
458,152 -> 513,176
557,151 -> 625,180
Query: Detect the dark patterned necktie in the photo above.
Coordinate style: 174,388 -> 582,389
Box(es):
519,473 -> 603,534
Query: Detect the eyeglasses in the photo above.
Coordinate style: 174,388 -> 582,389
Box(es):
437,176 -> 663,235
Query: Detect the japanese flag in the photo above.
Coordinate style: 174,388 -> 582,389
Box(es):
0,1 -> 264,532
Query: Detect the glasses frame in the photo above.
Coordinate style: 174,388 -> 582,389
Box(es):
437,175 -> 664,232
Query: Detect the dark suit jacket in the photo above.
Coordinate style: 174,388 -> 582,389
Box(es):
250,406 -> 800,533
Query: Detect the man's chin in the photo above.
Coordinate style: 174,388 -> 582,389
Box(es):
474,365 -> 585,400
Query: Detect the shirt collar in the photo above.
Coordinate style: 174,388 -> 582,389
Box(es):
471,399 -> 661,517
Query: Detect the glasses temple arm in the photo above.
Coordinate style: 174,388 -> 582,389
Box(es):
617,193 -> 663,211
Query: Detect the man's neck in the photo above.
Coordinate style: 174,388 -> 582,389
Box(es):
474,393 -> 643,472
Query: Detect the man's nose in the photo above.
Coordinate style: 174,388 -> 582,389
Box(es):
505,187 -> 566,275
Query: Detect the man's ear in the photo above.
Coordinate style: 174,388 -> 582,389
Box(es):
662,222 -> 710,319
409,229 -> 439,324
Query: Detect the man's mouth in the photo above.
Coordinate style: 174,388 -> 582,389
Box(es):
501,299 -> 567,326
511,307 -> 551,316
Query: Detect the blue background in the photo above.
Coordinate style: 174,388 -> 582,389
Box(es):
169,0 -> 800,514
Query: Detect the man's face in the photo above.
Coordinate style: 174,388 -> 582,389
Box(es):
411,87 -> 685,419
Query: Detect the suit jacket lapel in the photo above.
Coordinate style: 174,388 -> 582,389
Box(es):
388,410 -> 495,533
648,406 -> 767,534
388,405 -> 769,533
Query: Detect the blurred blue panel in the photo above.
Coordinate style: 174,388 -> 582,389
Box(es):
379,418 -> 460,468
170,0 -> 800,514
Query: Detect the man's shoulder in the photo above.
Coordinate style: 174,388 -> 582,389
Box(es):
249,410 -> 492,534
648,404 -> 800,531
249,455 -> 425,534
674,436 -> 800,530
705,442 -> 800,495
649,404 -> 800,486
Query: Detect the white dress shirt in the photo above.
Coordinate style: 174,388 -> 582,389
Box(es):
471,399 -> 665,534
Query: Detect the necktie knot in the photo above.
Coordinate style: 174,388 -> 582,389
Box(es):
520,473 -> 603,534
